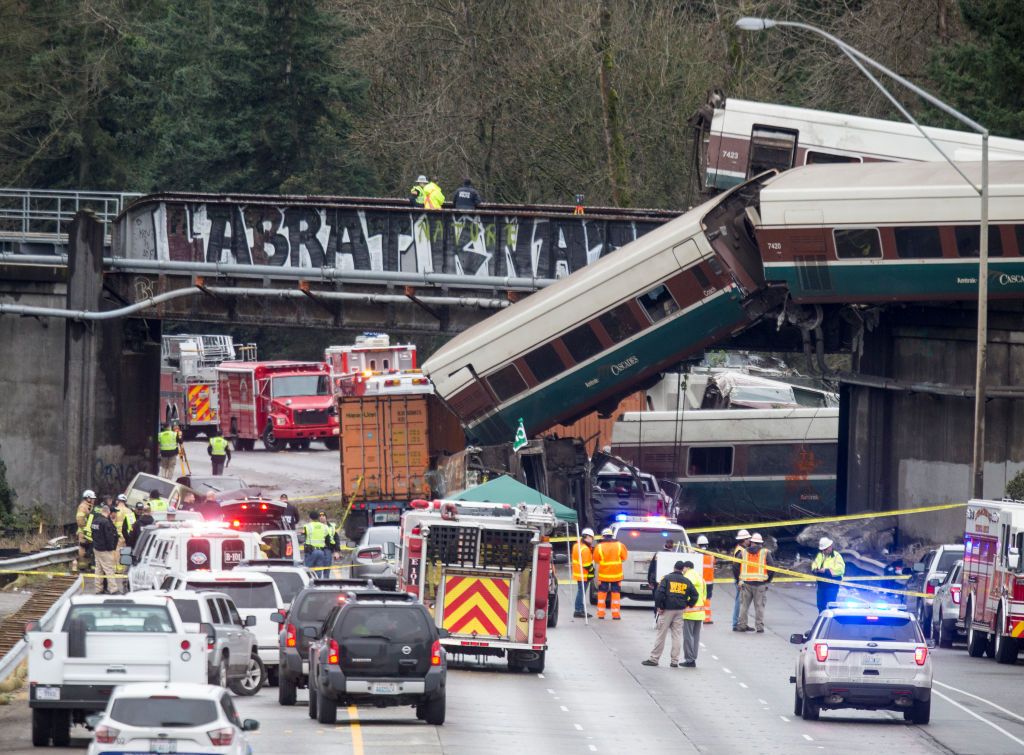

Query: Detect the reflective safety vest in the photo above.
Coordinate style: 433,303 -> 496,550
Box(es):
423,182 -> 445,210
812,550 -> 845,579
209,436 -> 229,456
76,502 -> 92,540
119,508 -> 136,539
149,497 -> 169,513
593,539 -> 628,582
410,184 -> 427,206
702,553 -> 715,585
158,429 -> 178,452
303,521 -> 328,548
683,568 -> 707,621
571,541 -> 594,582
83,510 -> 102,542
325,522 -> 337,548
739,548 -> 768,582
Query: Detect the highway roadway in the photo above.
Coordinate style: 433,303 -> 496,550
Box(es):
3,579 -> 1023,754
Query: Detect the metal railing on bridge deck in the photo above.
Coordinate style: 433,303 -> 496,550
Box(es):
0,188 -> 141,253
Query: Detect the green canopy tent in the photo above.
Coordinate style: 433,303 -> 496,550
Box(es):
451,475 -> 578,523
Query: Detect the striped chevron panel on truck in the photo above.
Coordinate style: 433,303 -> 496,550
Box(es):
442,575 -> 511,638
188,384 -> 214,421
515,598 -> 529,642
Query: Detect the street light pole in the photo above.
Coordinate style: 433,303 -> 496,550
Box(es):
736,17 -> 991,499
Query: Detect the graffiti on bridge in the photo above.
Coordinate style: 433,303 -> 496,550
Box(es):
92,444 -> 145,494
122,202 -> 664,279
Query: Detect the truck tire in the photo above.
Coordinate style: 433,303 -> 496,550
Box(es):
51,709 -> 71,747
31,708 -> 52,747
801,694 -> 820,721
524,650 -> 545,673
278,673 -> 297,706
421,691 -> 446,725
210,655 -> 228,687
307,680 -> 319,719
506,651 -> 522,672
966,603 -> 988,658
262,426 -> 285,452
316,691 -> 338,724
547,591 -> 559,628
994,609 -> 1019,664
793,685 -> 803,717
910,698 -> 931,725
323,437 -> 340,451
938,615 -> 956,649
230,653 -> 266,696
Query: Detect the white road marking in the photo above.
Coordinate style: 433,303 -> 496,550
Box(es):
711,654 -> 719,660
699,642 -> 706,648
547,688 -> 555,694
739,682 -> 748,689
589,747 -> 597,752
538,674 -> 545,679
779,715 -> 790,723
802,734 -> 814,742
560,705 -> 569,712
933,689 -> 1024,748
574,723 -> 584,731
757,699 -> 768,705
933,680 -> 1024,724
722,666 -> 731,674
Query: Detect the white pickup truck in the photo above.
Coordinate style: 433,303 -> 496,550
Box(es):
26,594 -> 207,748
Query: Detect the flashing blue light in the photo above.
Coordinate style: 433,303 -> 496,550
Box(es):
615,513 -> 629,522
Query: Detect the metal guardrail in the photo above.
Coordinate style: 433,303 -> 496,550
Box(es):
0,547 -> 79,573
0,576 -> 83,684
0,189 -> 140,250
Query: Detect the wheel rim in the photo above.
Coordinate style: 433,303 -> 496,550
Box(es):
995,614 -> 1002,655
219,660 -> 228,687
241,658 -> 261,690
266,431 -> 276,444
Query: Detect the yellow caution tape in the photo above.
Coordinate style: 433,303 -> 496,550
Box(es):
687,501 -> 966,535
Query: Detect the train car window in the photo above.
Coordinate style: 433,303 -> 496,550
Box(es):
805,151 -> 862,165
747,443 -> 838,476
894,226 -> 942,259
748,125 -> 798,176
955,225 -> 1004,257
1016,225 -> 1024,256
637,284 -> 680,323
524,343 -> 565,384
687,447 -> 733,476
487,364 -> 528,402
561,324 -> 603,364
691,265 -> 712,291
833,228 -> 882,259
598,304 -> 644,343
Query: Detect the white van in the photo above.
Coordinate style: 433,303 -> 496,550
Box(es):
159,571 -> 286,681
123,522 -> 265,592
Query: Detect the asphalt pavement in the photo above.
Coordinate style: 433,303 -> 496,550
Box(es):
4,578 -> 1023,754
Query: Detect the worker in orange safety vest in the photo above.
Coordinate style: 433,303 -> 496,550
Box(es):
592,528 -> 629,620
571,528 -> 595,618
734,532 -> 776,633
696,534 -> 715,624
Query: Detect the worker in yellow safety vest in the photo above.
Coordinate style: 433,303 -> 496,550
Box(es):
571,528 -> 595,618
680,560 -> 707,666
592,528 -> 628,620
811,537 -> 846,612
157,423 -> 181,478
302,512 -> 330,569
734,532 -> 775,633
75,490 -> 97,571
147,489 -> 169,513
731,529 -> 751,630
207,431 -> 232,476
695,535 -> 715,624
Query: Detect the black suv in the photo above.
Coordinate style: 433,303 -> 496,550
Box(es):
272,578 -> 376,706
307,591 -> 447,725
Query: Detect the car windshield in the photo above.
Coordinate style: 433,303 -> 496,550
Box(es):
265,572 -> 305,603
617,528 -> 682,551
823,615 -> 920,643
936,549 -> 963,572
336,606 -> 429,642
187,582 -> 278,609
295,591 -> 346,622
171,599 -> 201,624
189,477 -> 246,494
134,475 -> 175,498
365,527 -> 399,556
63,604 -> 175,633
271,375 -> 329,397
110,698 -> 218,727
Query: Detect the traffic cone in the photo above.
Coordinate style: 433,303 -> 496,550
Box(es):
704,599 -> 713,624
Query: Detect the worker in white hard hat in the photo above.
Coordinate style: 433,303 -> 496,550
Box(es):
593,527 -> 628,619
811,536 -> 846,612
409,175 -> 445,210
695,535 -> 715,624
734,532 -> 776,632
731,529 -> 752,630
571,527 -> 596,617
75,489 -> 98,572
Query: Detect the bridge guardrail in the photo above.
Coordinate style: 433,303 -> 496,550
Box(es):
0,189 -> 140,248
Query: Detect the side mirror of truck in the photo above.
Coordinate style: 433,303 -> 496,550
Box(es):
242,719 -> 260,732
245,615 -> 257,627
270,612 -> 285,625
1008,547 -> 1020,571
119,547 -> 134,567
438,628 -> 450,639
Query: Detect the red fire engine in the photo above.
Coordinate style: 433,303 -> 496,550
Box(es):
960,498 -> 1024,664
397,499 -> 557,672
216,360 -> 339,452
159,335 -> 239,438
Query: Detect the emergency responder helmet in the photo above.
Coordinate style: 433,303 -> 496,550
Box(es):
736,529 -> 751,540
581,528 -> 595,537
134,501 -> 146,510
750,533 -> 764,544
819,537 -> 834,550
696,535 -> 709,546
416,175 -> 428,184
82,489 -> 96,499
116,494 -> 128,502
600,528 -> 613,538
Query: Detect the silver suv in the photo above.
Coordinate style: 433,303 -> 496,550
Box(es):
789,603 -> 932,724
908,544 -> 964,628
929,559 -> 964,648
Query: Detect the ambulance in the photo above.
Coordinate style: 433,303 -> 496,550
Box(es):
960,498 -> 1024,664
397,498 -> 557,673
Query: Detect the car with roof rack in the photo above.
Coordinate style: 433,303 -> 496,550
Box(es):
789,601 -> 932,724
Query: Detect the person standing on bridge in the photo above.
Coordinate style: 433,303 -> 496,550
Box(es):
593,528 -> 628,620
642,560 -> 697,668
731,529 -> 751,630
409,175 -> 445,210
90,504 -> 120,594
811,537 -> 846,612
735,532 -> 775,633
207,430 -> 232,475
157,423 -> 181,478
452,178 -> 482,211
571,528 -> 595,618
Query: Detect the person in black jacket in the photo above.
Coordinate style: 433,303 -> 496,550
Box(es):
452,178 -> 482,210
127,503 -> 154,549
642,560 -> 698,667
90,504 -> 120,594
647,539 -> 677,619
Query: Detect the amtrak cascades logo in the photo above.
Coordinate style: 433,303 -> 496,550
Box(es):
998,274 -> 1024,286
610,356 -> 639,376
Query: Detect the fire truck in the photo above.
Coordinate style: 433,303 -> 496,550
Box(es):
159,334 -> 240,438
216,360 -> 339,452
397,498 -> 557,673
960,498 -> 1024,664
325,332 -> 419,394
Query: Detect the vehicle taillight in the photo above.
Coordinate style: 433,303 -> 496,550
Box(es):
951,586 -> 961,605
232,520 -> 241,528
328,638 -> 340,665
926,583 -> 936,595
207,727 -> 234,746
431,639 -> 442,666
42,639 -> 52,649
94,725 -> 120,744
915,646 -> 928,666
814,642 -> 829,662
180,640 -> 191,651
286,623 -> 297,648
206,634 -> 215,651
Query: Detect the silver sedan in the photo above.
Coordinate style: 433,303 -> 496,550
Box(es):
347,525 -> 399,588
